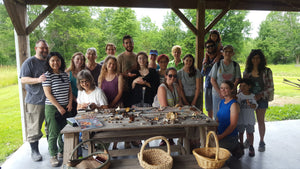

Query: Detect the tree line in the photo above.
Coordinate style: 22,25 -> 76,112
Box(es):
0,4 -> 299,65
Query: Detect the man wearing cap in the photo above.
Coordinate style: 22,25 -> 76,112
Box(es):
148,50 -> 160,70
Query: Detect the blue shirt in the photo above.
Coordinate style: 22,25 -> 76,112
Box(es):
217,99 -> 238,137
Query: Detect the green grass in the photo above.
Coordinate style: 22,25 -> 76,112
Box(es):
0,65 -> 18,88
0,64 -> 300,163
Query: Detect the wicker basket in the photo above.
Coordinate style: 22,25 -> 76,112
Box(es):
138,136 -> 173,169
62,139 -> 110,169
192,131 -> 231,169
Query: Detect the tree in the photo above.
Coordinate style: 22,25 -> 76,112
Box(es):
256,12 -> 300,64
0,3 -> 15,65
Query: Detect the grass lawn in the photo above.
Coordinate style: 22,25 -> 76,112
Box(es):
0,64 -> 300,163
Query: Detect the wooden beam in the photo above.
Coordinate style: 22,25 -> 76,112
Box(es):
3,0 -> 27,35
171,8 -> 198,36
196,0 -> 205,112
205,0 -> 240,34
26,1 -> 59,35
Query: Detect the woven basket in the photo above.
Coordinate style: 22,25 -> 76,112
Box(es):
62,139 -> 110,169
192,131 -> 231,169
138,136 -> 173,169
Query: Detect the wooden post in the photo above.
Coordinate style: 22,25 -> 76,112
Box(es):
196,0 -> 205,111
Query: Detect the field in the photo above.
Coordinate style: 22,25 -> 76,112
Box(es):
0,64 -> 300,163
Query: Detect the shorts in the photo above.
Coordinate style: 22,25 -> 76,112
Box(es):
237,124 -> 254,134
204,88 -> 213,111
257,99 -> 268,109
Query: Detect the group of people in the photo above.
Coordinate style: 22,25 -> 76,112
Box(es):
19,30 -> 274,166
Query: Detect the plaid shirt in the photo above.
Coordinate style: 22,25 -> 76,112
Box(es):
243,67 -> 274,101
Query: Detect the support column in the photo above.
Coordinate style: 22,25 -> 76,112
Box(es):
196,0 -> 205,111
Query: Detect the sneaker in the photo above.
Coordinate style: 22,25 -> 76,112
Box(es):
249,145 -> 255,157
168,139 -> 175,145
159,140 -> 166,146
50,156 -> 59,167
243,139 -> 250,149
57,152 -> 63,158
258,141 -> 265,152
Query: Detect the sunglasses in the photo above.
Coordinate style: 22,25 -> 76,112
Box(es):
206,45 -> 215,48
168,74 -> 177,78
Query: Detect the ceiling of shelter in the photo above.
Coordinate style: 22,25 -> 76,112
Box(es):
15,0 -> 300,11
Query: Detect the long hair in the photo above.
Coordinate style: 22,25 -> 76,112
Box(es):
45,52 -> 66,73
66,52 -> 85,72
98,56 -> 119,87
208,30 -> 221,43
136,51 -> 148,70
245,49 -> 267,74
183,54 -> 196,77
77,69 -> 96,91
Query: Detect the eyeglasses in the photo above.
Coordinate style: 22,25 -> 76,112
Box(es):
206,45 -> 215,48
168,74 -> 177,78
80,80 -> 89,84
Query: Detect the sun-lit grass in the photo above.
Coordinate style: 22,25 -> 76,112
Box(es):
0,65 -> 18,88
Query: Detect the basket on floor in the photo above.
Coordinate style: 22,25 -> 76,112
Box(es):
138,136 -> 173,169
62,139 -> 110,169
192,131 -> 231,169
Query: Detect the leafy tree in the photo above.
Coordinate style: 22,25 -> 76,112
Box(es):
256,12 -> 300,64
0,3 -> 15,65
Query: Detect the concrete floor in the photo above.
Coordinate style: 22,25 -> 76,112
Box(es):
1,120 -> 300,169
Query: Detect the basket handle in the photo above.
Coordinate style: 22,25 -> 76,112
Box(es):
205,131 -> 219,161
139,136 -> 171,160
69,138 -> 109,160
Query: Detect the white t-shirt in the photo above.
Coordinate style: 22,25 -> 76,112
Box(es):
77,87 -> 108,107
236,92 -> 258,125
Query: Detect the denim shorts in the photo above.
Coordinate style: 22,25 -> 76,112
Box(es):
237,124 -> 255,134
257,99 -> 268,109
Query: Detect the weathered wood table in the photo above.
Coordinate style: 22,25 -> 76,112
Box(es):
61,106 -> 218,164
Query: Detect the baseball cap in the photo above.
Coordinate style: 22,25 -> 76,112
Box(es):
149,50 -> 158,55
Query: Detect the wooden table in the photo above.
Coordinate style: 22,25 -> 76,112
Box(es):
61,106 -> 218,164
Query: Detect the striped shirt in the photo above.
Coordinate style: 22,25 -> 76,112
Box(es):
42,71 -> 70,105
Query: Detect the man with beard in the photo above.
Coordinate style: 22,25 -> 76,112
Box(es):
20,39 -> 49,161
117,35 -> 137,107
201,39 -> 222,119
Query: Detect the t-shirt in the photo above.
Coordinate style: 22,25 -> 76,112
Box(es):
42,71 -> 70,105
87,64 -> 101,86
217,99 -> 238,137
19,56 -> 46,105
117,52 -> 137,74
236,92 -> 258,125
177,68 -> 201,97
77,87 -> 108,107
167,60 -> 184,70
210,60 -> 241,94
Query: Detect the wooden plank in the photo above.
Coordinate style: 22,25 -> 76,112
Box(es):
172,8 -> 198,36
63,133 -> 79,164
26,1 -> 58,35
3,0 -> 26,35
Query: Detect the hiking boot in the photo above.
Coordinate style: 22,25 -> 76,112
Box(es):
50,156 -> 59,167
258,141 -> 265,152
249,145 -> 255,157
243,139 -> 250,149
30,141 -> 42,161
168,139 -> 175,145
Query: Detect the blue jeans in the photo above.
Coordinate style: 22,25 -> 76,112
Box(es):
212,92 -> 222,120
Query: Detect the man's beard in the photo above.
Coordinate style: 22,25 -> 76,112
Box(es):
40,53 -> 48,59
126,47 -> 133,52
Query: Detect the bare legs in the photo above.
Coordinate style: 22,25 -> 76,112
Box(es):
256,108 -> 266,142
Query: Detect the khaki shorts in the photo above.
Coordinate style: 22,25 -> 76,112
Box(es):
25,103 -> 45,142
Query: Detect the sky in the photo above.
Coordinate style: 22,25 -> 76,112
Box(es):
132,8 -> 270,38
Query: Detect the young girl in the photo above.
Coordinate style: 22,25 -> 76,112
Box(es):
203,30 -> 223,67
66,52 -> 86,117
85,47 -> 101,85
236,78 -> 258,157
